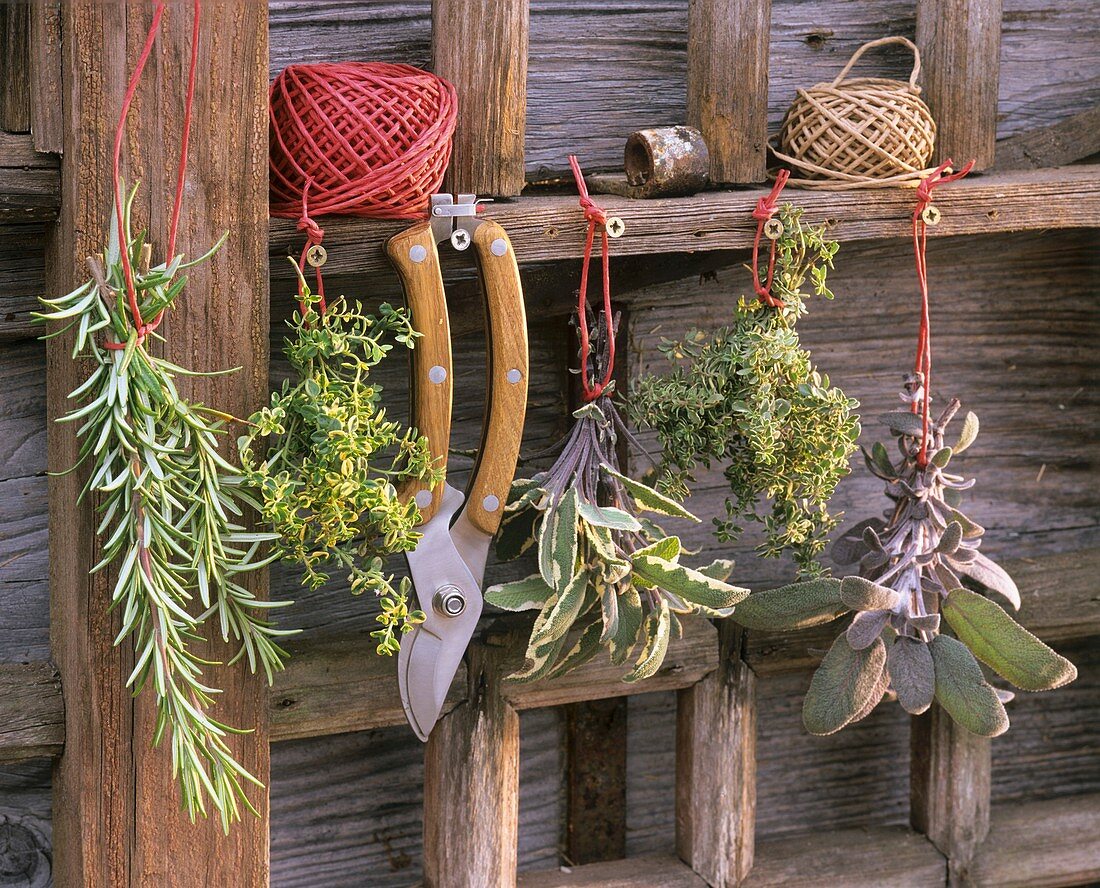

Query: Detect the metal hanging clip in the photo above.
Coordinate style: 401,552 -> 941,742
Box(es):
431,193 -> 494,251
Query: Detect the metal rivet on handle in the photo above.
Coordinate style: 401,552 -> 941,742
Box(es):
482,494 -> 500,513
409,244 -> 428,263
506,368 -> 522,385
414,489 -> 433,509
490,237 -> 508,257
434,585 -> 466,617
429,365 -> 447,384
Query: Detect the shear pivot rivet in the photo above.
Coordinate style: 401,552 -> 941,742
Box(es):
429,365 -> 447,384
414,490 -> 433,509
482,494 -> 501,513
409,244 -> 428,263
506,368 -> 522,384
490,237 -> 508,257
434,586 -> 466,617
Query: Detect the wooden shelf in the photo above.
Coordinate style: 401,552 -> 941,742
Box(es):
269,165 -> 1100,279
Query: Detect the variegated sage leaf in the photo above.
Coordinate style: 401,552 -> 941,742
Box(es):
632,554 -> 748,611
888,636 -> 935,714
840,576 -> 901,612
697,558 -> 736,582
539,487 -> 578,592
930,634 -> 1009,737
846,608 -> 890,650
485,574 -> 554,612
599,582 -> 620,642
953,551 -> 1021,610
496,503 -> 540,562
954,411 -> 979,453
576,500 -> 643,532
609,586 -> 643,664
506,476 -> 545,511
625,599 -> 671,682
878,411 -> 925,437
604,466 -> 700,521
529,570 -> 588,650
547,619 -> 604,679
942,588 -> 1077,691
731,578 -> 846,631
633,536 -> 682,589
802,635 -> 887,735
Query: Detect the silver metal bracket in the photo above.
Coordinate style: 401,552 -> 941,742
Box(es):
430,193 -> 493,251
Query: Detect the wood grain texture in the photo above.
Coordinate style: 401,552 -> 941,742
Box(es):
746,826 -> 946,886
993,106 -> 1100,171
386,222 -> 452,522
44,3 -> 270,885
675,624 -> 755,886
971,792 -> 1100,887
910,705 -> 992,884
0,4 -> 30,133
687,0 -> 770,183
518,856 -> 707,888
432,0 -> 528,196
563,698 -> 628,864
269,166 -> 1100,278
0,169 -> 59,223
28,2 -> 63,155
0,663 -> 62,763
0,224 -> 48,343
917,0 -> 1004,169
423,642 -> 520,888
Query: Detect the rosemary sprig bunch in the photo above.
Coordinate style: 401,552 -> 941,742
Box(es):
239,266 -> 442,655
734,378 -> 1077,736
630,206 -> 859,573
37,185 -> 287,830
487,315 -> 748,681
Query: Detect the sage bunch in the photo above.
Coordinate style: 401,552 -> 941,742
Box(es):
487,314 -> 747,682
630,206 -> 859,573
239,265 -> 442,655
735,378 -> 1077,736
37,186 -> 287,830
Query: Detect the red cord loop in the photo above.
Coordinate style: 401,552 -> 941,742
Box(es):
910,158 -> 974,466
568,155 -> 616,403
752,169 -> 790,307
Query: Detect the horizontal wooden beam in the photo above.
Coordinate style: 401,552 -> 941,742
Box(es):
994,107 -> 1100,171
0,662 -> 62,761
269,166 -> 1100,280
518,855 -> 707,887
746,546 -> 1100,675
0,132 -> 59,223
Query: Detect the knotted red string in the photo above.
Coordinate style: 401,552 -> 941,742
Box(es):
911,158 -> 974,465
295,180 -> 327,316
568,155 -> 615,402
752,169 -> 791,307
106,0 -> 200,350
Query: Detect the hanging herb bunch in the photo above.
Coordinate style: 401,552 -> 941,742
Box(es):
239,263 -> 441,654
631,174 -> 860,574
485,157 -> 748,682
733,162 -> 1076,737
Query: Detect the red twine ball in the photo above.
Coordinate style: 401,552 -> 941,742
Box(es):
269,62 -> 458,221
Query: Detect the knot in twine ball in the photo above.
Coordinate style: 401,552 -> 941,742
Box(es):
270,62 -> 458,221
773,36 -> 937,190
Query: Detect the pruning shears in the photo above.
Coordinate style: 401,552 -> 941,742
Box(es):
386,194 -> 529,741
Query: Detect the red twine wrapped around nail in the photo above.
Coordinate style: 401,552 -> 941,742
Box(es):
752,170 -> 790,307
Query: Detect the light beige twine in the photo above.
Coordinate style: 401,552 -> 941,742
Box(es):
772,36 -> 938,190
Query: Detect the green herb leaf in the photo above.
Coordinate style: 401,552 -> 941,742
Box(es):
953,551 -> 1021,610
609,586 -> 643,665
624,599 -> 671,682
731,578 -> 846,631
548,619 -> 605,679
840,576 -> 901,612
576,500 -> 643,531
632,554 -> 748,612
530,570 -> 588,649
930,634 -> 1009,737
485,574 -> 555,612
539,488 -> 578,593
604,466 -> 699,521
955,411 -> 979,453
803,635 -> 887,735
878,411 -> 925,437
495,505 -> 541,563
888,637 -> 935,715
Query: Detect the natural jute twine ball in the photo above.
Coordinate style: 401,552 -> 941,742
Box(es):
773,36 -> 937,190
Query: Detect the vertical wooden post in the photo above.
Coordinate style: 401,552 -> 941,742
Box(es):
687,0 -> 771,184
910,705 -> 992,885
423,641 -> 520,888
29,2 -> 64,155
45,3 -> 270,886
0,4 -> 31,133
432,0 -> 528,197
676,622 -> 756,886
916,0 -> 1004,170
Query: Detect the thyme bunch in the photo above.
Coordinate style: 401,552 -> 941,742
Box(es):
487,314 -> 747,682
37,186 -> 287,830
630,206 -> 859,573
239,265 -> 442,655
734,378 -> 1077,736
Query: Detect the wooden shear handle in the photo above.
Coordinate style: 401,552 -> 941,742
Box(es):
385,221 -> 451,525
466,219 -> 529,537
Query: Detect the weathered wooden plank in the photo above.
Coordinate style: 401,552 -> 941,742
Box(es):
0,134 -> 58,170
0,4 -> 30,133
745,827 -> 946,886
0,223 -> 48,343
911,706 -> 991,885
433,0 -> 528,196
971,793 -> 1100,887
518,856 -> 707,888
424,642 -> 520,888
687,0 -> 770,183
44,3 -> 270,885
0,169 -> 60,223
28,2 -> 63,155
917,0 -> 1004,169
564,698 -> 628,864
0,663 -> 62,763
675,623 -> 755,886
0,758 -> 52,887
269,166 -> 1100,278
993,106 -> 1100,171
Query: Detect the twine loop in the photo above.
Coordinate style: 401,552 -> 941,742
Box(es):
752,169 -> 790,307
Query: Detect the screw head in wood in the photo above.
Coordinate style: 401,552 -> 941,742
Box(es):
409,244 -> 428,264
306,244 -> 328,267
451,228 -> 471,251
491,237 -> 509,256
606,216 -> 625,238
764,219 -> 785,240
921,205 -> 942,226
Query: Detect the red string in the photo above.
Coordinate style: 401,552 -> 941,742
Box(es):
752,170 -> 790,307
106,1 -> 200,350
568,155 -> 615,402
911,157 -> 975,466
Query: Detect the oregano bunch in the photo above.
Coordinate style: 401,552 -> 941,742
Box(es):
733,378 -> 1077,736
239,264 -> 442,655
630,206 -> 859,573
486,315 -> 748,682
37,185 -> 287,830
